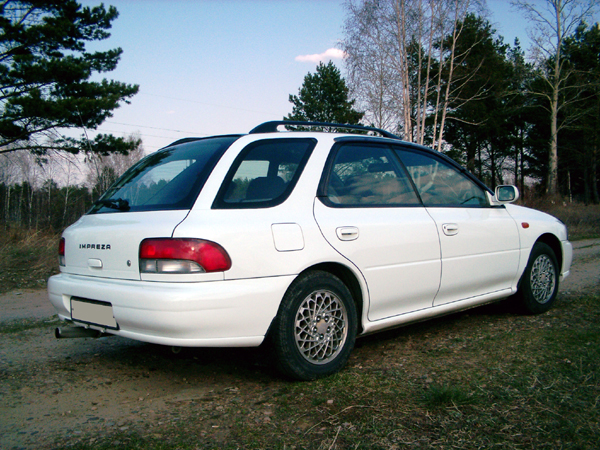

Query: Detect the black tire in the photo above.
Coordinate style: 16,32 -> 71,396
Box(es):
517,242 -> 560,314
272,271 -> 357,381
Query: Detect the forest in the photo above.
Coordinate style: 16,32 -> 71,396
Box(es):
0,145 -> 144,231
0,0 -> 599,235
342,0 -> 599,203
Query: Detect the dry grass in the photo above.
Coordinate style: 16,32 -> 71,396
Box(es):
0,228 -> 60,294
524,198 -> 600,240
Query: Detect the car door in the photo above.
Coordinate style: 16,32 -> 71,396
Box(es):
395,148 -> 521,306
314,142 -> 441,321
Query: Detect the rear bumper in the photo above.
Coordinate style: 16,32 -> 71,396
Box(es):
47,273 -> 292,347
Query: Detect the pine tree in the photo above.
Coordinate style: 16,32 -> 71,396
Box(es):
0,0 -> 139,155
286,61 -> 363,127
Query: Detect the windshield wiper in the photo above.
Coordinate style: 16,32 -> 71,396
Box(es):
96,198 -> 130,212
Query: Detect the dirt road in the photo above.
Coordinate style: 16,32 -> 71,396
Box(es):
1,239 -> 598,449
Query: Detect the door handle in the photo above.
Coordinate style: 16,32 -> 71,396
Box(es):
442,223 -> 459,236
336,227 -> 359,241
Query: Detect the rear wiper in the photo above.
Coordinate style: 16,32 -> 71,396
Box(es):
96,198 -> 130,212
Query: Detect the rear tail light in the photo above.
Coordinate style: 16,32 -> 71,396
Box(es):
58,238 -> 65,266
139,238 -> 231,274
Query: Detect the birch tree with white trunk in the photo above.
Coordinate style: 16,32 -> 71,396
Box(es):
342,0 -> 485,148
511,0 -> 597,195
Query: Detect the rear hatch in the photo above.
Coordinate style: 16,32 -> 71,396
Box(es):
61,211 -> 190,280
60,135 -> 240,280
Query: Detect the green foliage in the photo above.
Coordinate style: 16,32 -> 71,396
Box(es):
0,0 -> 139,155
342,2 -> 600,203
560,22 -> 600,204
435,18 -> 600,200
442,14 -> 513,186
286,61 -> 363,127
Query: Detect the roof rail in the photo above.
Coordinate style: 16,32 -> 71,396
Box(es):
249,121 -> 400,140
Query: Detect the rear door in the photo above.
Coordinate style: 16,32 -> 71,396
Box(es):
314,142 -> 441,321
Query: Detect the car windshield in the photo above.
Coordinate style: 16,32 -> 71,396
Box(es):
89,136 -> 240,214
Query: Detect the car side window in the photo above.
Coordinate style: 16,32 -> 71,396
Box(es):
396,149 -> 489,207
324,144 -> 420,206
213,138 -> 315,209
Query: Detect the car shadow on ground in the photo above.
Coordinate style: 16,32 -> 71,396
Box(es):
45,292 -> 567,385
81,296 -> 522,381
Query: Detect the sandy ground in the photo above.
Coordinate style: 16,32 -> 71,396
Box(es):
0,239 -> 598,449
557,239 -> 600,294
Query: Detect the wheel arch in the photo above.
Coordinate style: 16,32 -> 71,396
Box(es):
297,262 -> 366,334
535,233 -> 563,268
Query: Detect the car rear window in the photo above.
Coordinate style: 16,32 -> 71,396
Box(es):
89,136 -> 240,214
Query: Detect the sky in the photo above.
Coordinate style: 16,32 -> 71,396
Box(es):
76,0 -> 543,154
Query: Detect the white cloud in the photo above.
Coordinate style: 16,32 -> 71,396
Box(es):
295,48 -> 346,63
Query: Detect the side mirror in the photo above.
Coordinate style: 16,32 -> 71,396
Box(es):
494,185 -> 519,204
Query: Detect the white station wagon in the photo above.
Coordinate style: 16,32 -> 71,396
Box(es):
49,121 -> 573,380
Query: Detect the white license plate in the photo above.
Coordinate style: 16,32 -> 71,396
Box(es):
71,299 -> 117,329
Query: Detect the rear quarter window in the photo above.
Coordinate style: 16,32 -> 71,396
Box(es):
212,138 -> 316,209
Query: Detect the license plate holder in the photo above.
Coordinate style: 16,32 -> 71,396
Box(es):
71,298 -> 118,329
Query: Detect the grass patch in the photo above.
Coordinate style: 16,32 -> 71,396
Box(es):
52,292 -> 600,450
422,383 -> 474,408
